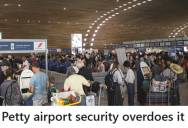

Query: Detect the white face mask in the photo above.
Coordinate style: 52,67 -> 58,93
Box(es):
1,66 -> 8,72
76,62 -> 84,69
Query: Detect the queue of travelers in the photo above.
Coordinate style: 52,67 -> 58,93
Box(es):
0,50 -> 187,106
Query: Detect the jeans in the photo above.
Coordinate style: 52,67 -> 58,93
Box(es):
127,83 -> 135,106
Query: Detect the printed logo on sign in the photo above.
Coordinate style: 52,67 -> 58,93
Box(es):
11,43 -> 15,50
34,41 -> 45,50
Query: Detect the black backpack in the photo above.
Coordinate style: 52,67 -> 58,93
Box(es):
0,81 -> 23,106
105,70 -> 117,91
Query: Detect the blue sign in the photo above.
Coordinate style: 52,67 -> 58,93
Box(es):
14,42 -> 34,50
176,41 -> 184,46
0,42 -> 11,51
0,42 -> 34,51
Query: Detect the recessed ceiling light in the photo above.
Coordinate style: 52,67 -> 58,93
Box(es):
18,4 -> 21,7
95,30 -> 98,33
142,1 -> 147,4
91,38 -> 94,42
87,30 -> 90,32
4,3 -> 9,7
85,34 -> 88,37
132,5 -> 136,7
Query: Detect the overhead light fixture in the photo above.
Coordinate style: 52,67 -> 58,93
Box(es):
102,21 -> 106,23
91,38 -> 95,42
85,34 -> 88,37
4,3 -> 9,7
142,1 -> 147,4
132,5 -> 137,7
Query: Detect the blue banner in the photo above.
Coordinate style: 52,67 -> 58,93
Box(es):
0,41 -> 34,51
0,42 -> 11,51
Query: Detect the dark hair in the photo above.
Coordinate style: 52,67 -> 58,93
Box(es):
5,69 -> 13,79
31,63 -> 40,68
49,76 -> 55,84
123,61 -> 130,67
112,61 -> 119,70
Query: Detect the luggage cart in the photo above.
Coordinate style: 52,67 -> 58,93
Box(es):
51,83 -> 104,106
146,79 -> 171,106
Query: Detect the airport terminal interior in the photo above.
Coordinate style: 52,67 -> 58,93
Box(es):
0,0 -> 188,106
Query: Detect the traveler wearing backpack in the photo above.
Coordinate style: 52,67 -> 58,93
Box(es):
105,61 -> 124,106
0,69 -> 22,106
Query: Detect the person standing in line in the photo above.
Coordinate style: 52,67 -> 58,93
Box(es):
22,56 -> 30,70
124,61 -> 135,106
29,63 -> 49,106
111,61 -> 125,106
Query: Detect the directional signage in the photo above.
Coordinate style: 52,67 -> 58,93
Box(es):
0,39 -> 47,53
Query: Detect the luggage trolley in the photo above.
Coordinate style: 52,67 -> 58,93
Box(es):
147,79 -> 170,106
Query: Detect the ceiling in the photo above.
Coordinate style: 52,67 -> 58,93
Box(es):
0,0 -> 187,48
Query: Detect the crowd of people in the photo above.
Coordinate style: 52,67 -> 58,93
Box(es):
0,50 -> 187,106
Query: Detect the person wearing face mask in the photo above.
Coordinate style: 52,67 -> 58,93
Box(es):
77,59 -> 94,82
73,57 -> 93,95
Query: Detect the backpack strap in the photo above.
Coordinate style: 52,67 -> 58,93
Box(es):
4,81 -> 16,106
